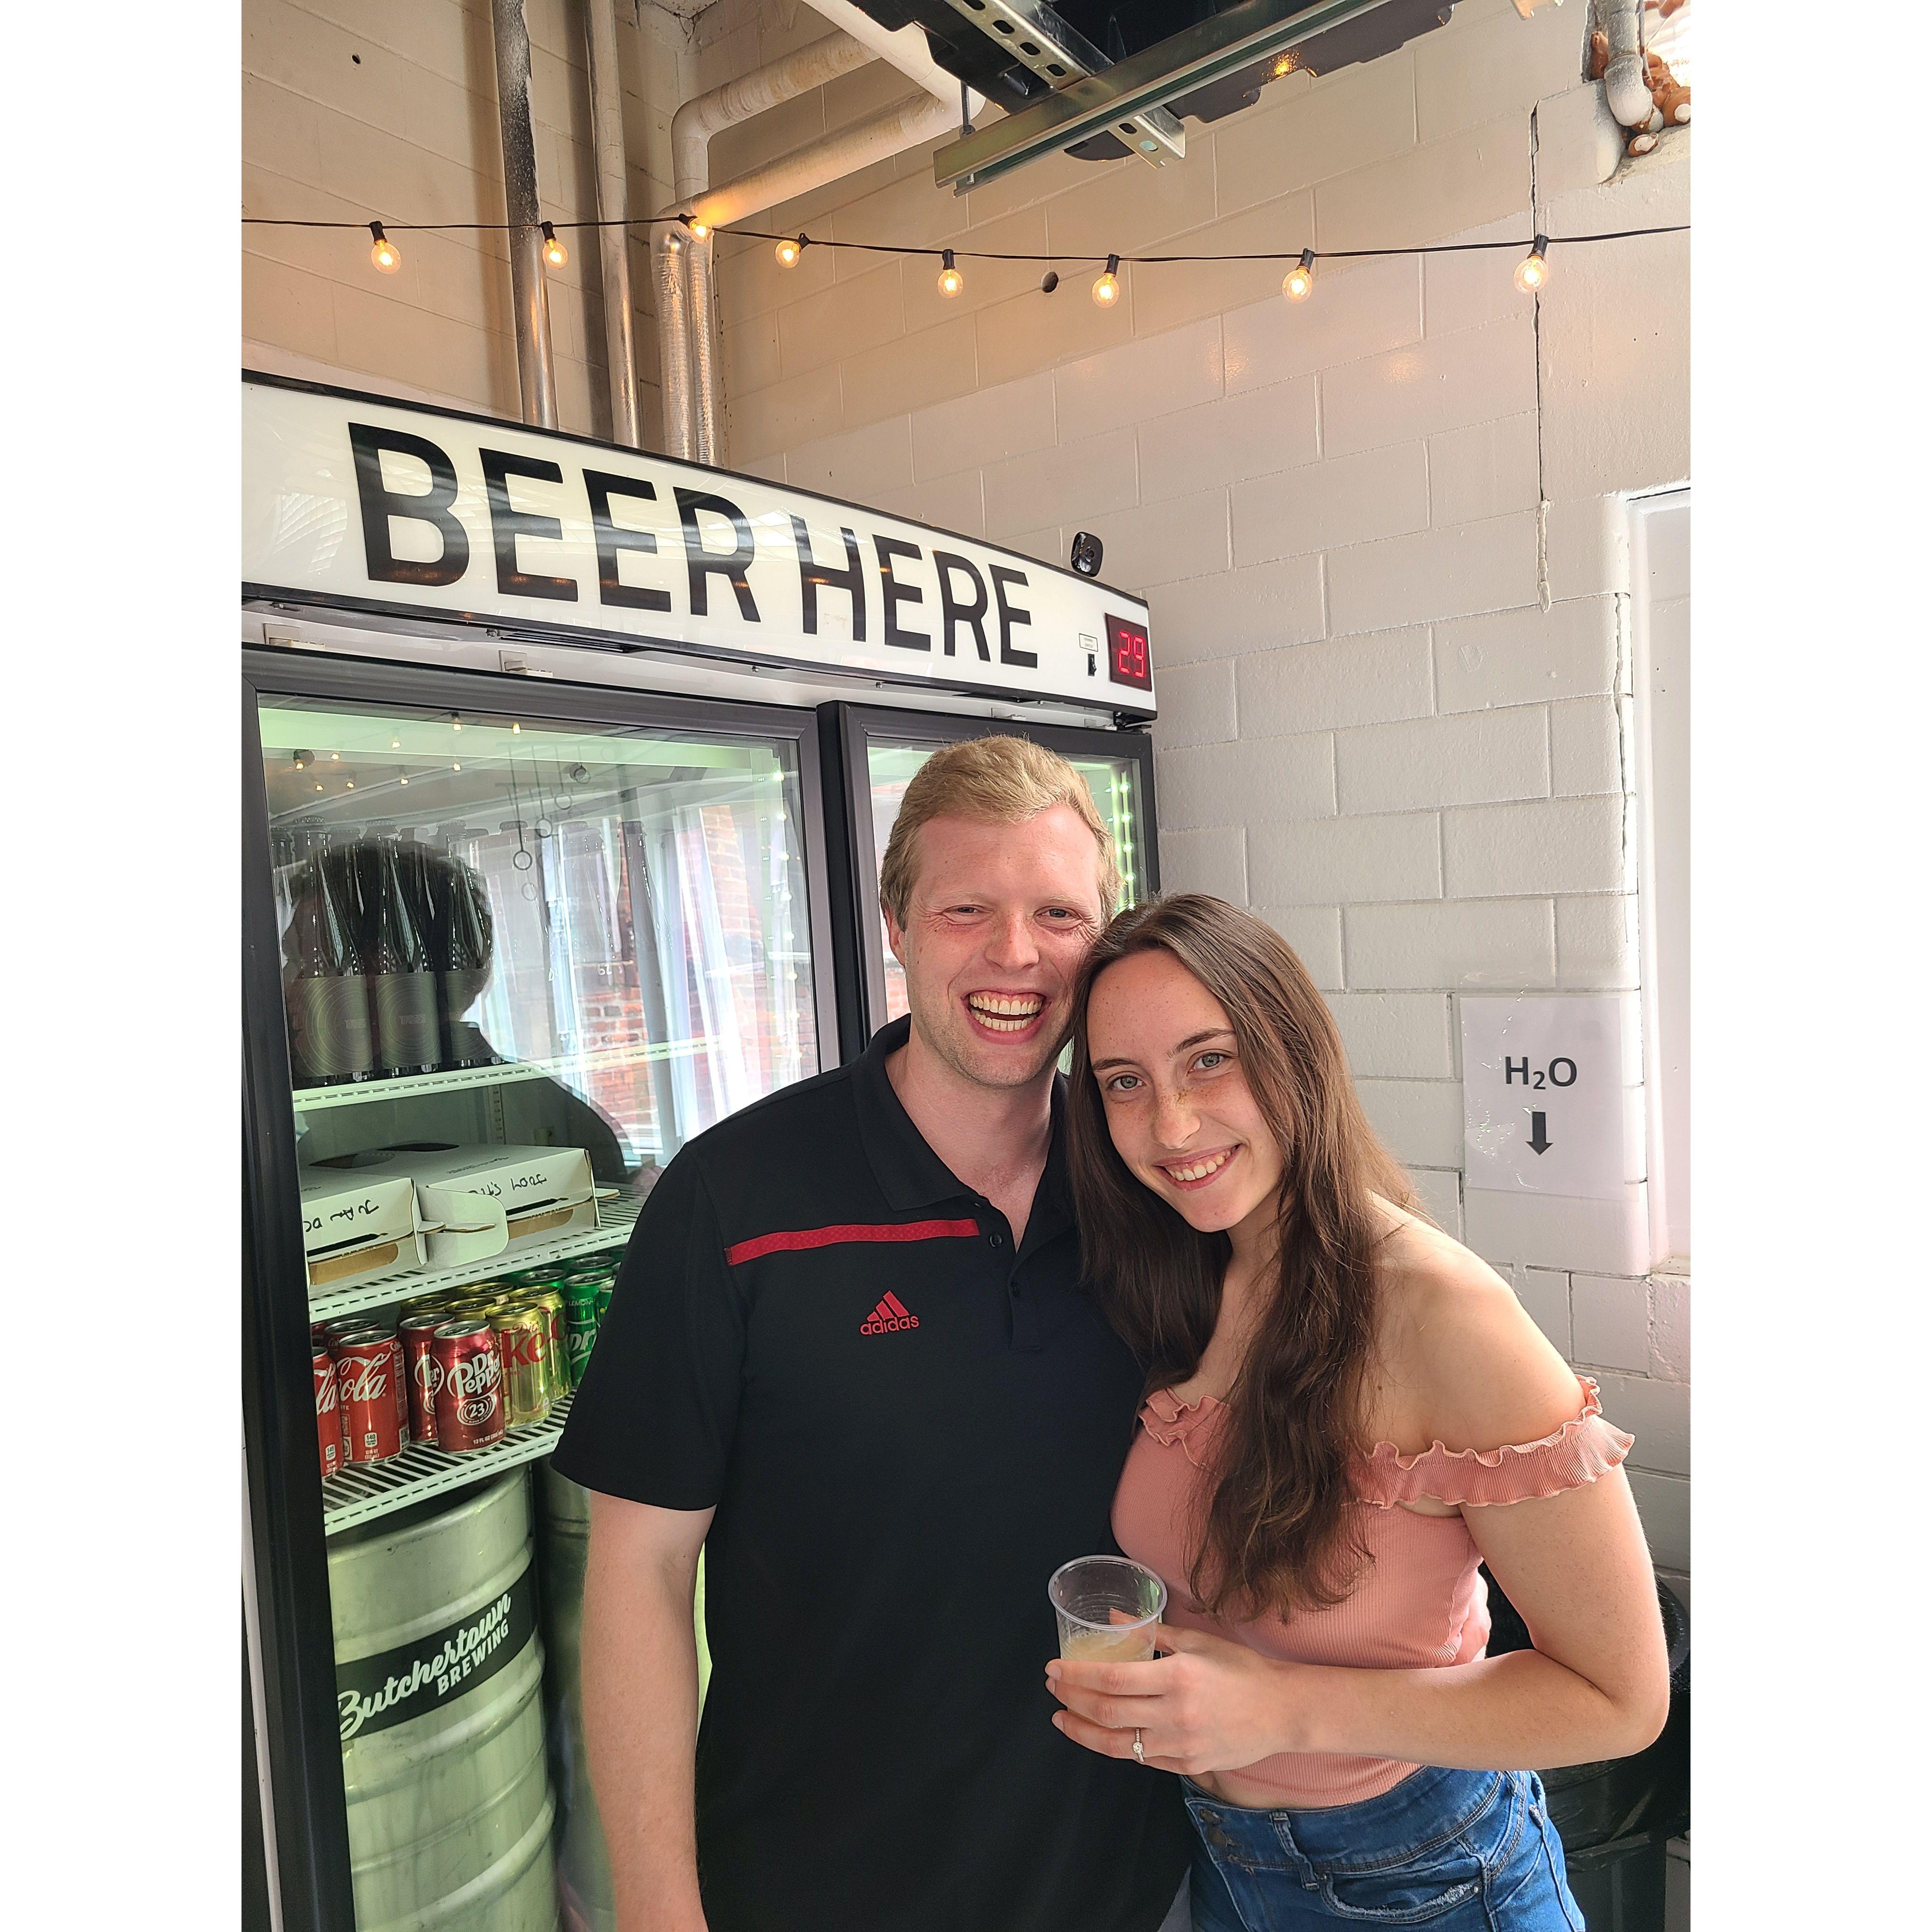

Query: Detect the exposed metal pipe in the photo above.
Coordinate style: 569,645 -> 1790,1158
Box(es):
490,0 -> 558,428
689,91 -> 964,230
655,228 -> 695,459
1601,0 -> 1653,130
803,1 -> 975,109
655,16 -> 985,462
583,0 -> 638,447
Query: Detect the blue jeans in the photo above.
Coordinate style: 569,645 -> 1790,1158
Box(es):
1184,1766 -> 1584,1931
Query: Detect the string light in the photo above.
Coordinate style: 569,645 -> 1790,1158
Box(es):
368,220 -> 400,274
684,214 -> 710,242
1271,51 -> 1299,79
1514,234 -> 1550,294
540,220 -> 568,269
1092,253 -> 1121,308
1282,248 -> 1315,303
937,248 -> 963,299
775,234 -> 804,268
451,713 -> 462,732
292,751 -> 310,771
511,719 -> 521,733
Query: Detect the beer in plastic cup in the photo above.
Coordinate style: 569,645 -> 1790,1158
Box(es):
1047,1556 -> 1167,1664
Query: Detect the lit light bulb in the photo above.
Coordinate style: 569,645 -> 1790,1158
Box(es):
368,220 -> 401,274
451,713 -> 462,732
330,751 -> 340,761
391,736 -> 401,749
345,780 -> 355,790
1092,253 -> 1121,308
511,719 -> 521,733
1514,235 -> 1550,295
453,760 -> 462,772
314,782 -> 324,793
398,773 -> 408,785
292,752 -> 307,771
686,216 -> 710,242
1271,51 -> 1298,79
776,234 -> 804,268
540,220 -> 568,270
937,249 -> 963,299
1281,248 -> 1315,303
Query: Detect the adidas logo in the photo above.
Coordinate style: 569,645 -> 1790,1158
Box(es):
860,1292 -> 920,1335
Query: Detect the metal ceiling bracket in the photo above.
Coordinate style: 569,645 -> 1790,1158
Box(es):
937,0 -> 1185,168
935,0 -> 1397,193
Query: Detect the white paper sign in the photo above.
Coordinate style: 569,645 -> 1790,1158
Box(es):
1460,996 -> 1631,1200
242,372 -> 1155,716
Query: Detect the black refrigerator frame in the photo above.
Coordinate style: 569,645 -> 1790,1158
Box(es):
242,644 -> 843,1932
816,702 -> 1161,1060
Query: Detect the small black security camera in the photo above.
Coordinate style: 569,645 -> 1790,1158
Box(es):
1070,531 -> 1104,578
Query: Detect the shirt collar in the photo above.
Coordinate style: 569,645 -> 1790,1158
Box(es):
851,1014 -> 1075,1246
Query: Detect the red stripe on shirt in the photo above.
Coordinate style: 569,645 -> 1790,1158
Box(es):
724,1219 -> 981,1267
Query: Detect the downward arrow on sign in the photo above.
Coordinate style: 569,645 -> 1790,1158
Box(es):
1528,1111 -> 1552,1155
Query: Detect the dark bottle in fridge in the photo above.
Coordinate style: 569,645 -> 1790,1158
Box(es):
283,834 -> 377,1087
366,837 -> 440,1077
430,847 -> 499,1071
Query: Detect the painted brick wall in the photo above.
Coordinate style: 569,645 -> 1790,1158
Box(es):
242,0 -> 690,438
702,0 -> 1690,1583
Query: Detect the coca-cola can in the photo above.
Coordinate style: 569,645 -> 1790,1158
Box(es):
398,1311 -> 447,1445
430,1320 -> 506,1452
334,1331 -> 404,1463
314,1347 -> 346,1482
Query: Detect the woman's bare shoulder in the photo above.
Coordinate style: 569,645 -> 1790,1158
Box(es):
1364,1198 -> 1587,1456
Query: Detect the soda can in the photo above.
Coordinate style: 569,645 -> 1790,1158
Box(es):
327,1319 -> 409,1443
334,1331 -> 404,1464
431,1320 -> 506,1451
562,1281 -> 599,1385
518,1288 -> 571,1399
490,1307 -> 551,1427
398,1312 -> 448,1445
594,1283 -> 613,1324
314,1347 -> 346,1482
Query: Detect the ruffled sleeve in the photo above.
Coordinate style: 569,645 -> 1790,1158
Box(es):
1356,1376 -> 1634,1509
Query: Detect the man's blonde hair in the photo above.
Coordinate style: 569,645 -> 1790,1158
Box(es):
878,734 -> 1120,926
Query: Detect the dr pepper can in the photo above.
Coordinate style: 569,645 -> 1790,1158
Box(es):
398,1311 -> 448,1446
430,1319 -> 506,1452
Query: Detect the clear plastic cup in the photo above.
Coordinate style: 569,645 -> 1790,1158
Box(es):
1048,1556 -> 1168,1664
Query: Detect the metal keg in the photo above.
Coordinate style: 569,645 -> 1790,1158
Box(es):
329,1470 -> 560,1932
536,1464 -> 615,1932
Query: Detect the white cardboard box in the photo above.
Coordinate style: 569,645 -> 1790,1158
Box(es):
297,1164 -> 429,1292
377,1143 -> 602,1264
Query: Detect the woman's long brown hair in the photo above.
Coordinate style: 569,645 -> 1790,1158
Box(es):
1067,894 -> 1417,1619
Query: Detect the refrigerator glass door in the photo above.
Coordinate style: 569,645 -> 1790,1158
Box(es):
860,728 -> 1150,1032
254,687 -> 816,1932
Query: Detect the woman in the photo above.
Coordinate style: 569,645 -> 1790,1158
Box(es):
1048,895 -> 1668,1932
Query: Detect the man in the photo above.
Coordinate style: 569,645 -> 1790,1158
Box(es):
553,735 -> 1191,1932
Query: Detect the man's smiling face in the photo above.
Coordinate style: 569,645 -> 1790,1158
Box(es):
885,805 -> 1108,1094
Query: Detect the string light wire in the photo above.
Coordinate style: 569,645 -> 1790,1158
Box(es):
243,210 -> 1688,270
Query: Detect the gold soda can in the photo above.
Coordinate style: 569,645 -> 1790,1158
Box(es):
489,1306 -> 551,1426
515,1288 -> 571,1399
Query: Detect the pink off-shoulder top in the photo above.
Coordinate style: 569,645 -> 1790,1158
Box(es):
1110,1374 -> 1633,1809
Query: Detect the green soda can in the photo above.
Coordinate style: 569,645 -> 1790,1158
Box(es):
563,1280 -> 600,1383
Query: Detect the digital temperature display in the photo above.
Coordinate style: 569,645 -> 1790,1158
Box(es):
1105,614 -> 1152,691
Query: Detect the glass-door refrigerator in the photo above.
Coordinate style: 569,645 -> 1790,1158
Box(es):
243,651 -> 836,1932
242,370 -> 1162,1932
819,704 -> 1159,1051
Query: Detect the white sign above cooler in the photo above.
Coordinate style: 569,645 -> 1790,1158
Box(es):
242,372 -> 1156,718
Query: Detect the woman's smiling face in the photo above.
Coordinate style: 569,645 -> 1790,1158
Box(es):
1084,947 -> 1286,1243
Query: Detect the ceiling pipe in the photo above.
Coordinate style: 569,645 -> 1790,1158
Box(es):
1600,0 -> 1653,130
803,0 -> 975,111
583,0 -> 639,448
652,33 -> 876,460
671,16 -> 984,460
488,0 -> 558,428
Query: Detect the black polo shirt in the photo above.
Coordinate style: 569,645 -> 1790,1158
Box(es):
553,1014 -> 1189,1932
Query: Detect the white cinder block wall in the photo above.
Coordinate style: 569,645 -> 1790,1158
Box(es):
242,0 -> 691,440
702,0 -> 1691,1595
238,1 -> 1689,1592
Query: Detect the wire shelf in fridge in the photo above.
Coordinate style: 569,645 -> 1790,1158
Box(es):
290,1035 -> 714,1113
323,1395 -> 575,1535
308,1197 -> 642,1325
